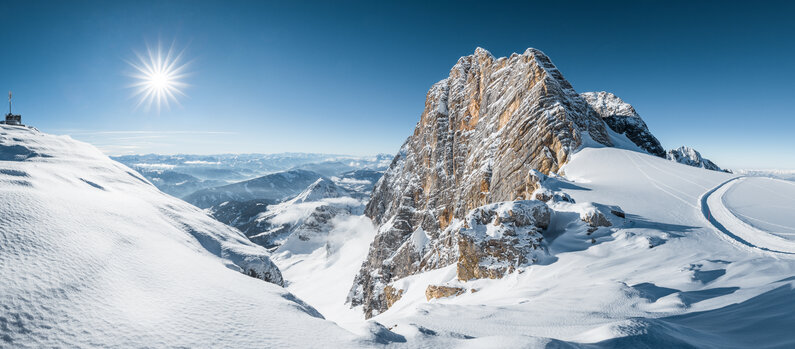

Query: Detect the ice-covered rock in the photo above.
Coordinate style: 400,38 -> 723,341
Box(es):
666,146 -> 726,172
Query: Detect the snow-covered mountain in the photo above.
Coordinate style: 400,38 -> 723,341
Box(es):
666,146 -> 726,172
349,47 -> 672,317
113,153 -> 391,198
208,177 -> 365,249
184,169 -> 325,208
0,125 -> 384,348
5,47 -> 795,348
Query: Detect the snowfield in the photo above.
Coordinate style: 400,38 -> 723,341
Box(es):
2,125 -> 794,348
0,125 -> 374,348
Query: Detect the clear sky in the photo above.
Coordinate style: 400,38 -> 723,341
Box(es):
1,0 -> 794,169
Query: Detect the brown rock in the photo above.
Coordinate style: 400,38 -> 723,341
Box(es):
426,285 -> 466,300
384,285 -> 404,309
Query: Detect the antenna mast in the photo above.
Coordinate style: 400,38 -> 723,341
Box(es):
8,91 -> 11,114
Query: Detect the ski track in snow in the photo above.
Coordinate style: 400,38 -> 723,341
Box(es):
622,151 -> 697,209
700,176 -> 795,255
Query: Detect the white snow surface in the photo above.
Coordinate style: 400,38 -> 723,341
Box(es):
4,125 -> 795,348
0,125 -> 373,348
359,147 -> 795,347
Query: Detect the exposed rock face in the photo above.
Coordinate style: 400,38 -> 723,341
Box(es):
425,285 -> 466,300
581,91 -> 665,157
348,48 -> 649,318
351,200 -> 551,318
666,146 -> 725,172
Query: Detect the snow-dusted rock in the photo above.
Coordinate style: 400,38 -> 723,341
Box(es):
666,146 -> 725,172
581,91 -> 665,157
349,48 -> 630,318
351,200 -> 552,318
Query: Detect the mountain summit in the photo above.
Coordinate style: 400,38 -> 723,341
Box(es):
347,48 -> 668,317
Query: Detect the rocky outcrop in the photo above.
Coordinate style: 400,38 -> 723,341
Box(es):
581,91 -> 665,157
425,285 -> 466,300
351,200 -> 551,318
383,285 -> 404,308
348,48 -> 647,318
666,146 -> 726,172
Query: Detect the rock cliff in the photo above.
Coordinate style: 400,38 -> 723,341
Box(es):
348,48 -> 656,318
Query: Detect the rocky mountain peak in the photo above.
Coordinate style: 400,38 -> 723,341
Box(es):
667,146 -> 726,172
348,48 -> 632,318
581,91 -> 665,157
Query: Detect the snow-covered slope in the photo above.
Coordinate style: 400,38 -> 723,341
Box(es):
360,147 -> 795,348
0,125 -> 376,348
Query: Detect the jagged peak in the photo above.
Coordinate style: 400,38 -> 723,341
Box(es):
288,177 -> 347,204
581,91 -> 640,118
473,46 -> 493,58
666,146 -> 725,172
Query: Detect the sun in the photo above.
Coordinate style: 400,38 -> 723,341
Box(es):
127,42 -> 190,113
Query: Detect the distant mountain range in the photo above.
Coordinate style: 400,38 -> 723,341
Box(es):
112,153 -> 391,199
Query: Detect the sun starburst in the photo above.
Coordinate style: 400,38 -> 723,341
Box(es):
127,42 -> 190,113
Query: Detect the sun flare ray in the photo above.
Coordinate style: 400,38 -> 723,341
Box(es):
127,42 -> 190,113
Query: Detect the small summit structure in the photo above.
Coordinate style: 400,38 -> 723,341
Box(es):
3,91 -> 23,126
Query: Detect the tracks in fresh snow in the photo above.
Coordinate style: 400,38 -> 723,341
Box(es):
700,177 -> 795,255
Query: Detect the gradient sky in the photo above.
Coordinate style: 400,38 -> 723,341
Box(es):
1,0 -> 794,169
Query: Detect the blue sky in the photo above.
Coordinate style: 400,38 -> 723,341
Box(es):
1,0 -> 794,169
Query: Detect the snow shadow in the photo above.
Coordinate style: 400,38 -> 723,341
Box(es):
543,176 -> 591,192
631,282 -> 679,302
0,169 -> 27,176
593,284 -> 795,348
692,269 -> 726,284
623,214 -> 698,237
678,287 -> 739,307
80,178 -> 106,191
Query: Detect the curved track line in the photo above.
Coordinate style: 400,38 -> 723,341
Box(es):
699,176 -> 795,256
624,152 -> 697,209
632,152 -> 712,191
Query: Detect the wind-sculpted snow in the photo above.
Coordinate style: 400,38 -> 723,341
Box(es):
0,125 -> 376,348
